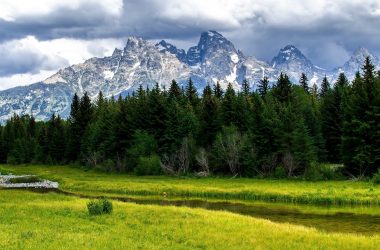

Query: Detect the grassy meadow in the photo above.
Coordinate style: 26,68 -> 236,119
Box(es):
1,164 -> 380,249
1,165 -> 379,206
1,190 -> 380,250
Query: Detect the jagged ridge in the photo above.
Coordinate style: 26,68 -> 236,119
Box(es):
0,31 -> 379,122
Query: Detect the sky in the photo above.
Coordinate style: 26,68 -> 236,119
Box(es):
1,0 -> 380,90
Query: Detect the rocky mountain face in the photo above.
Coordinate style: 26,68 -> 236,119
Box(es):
43,37 -> 195,98
270,45 -> 326,85
0,30 -> 378,122
334,47 -> 380,80
0,83 -> 72,122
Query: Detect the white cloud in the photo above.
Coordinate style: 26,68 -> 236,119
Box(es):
148,0 -> 380,31
0,36 -> 124,89
30,37 -> 124,65
0,70 -> 56,90
0,36 -> 68,76
0,0 -> 122,21
1,0 -> 380,89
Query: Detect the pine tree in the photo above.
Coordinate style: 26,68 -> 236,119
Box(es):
221,83 -> 237,126
213,81 -> 224,98
342,57 -> 380,176
96,91 -> 104,109
27,116 -> 36,138
299,73 -> 309,94
199,85 -> 219,146
235,91 -> 252,132
70,93 -> 80,123
168,80 -> 182,100
145,82 -> 169,152
320,73 -> 348,163
257,76 -> 269,97
67,93 -> 81,161
248,94 -> 280,175
241,79 -> 250,96
79,92 -> 93,130
111,96 -> 132,157
320,75 -> 331,97
290,119 -> 316,174
185,78 -> 198,107
273,73 -> 292,102
310,84 -> 318,103
47,114 -> 66,163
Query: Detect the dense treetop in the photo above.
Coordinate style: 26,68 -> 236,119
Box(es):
1,58 -> 379,179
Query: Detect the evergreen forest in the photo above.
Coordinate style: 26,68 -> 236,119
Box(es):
1,57 -> 380,179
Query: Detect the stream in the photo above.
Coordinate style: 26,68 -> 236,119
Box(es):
16,187 -> 380,236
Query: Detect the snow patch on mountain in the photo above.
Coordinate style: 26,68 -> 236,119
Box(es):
43,73 -> 67,84
103,70 -> 114,80
230,54 -> 239,64
0,31 -> 379,123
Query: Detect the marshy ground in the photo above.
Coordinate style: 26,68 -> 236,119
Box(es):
1,165 -> 380,249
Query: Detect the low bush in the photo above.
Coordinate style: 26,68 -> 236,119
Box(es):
371,170 -> 380,184
100,159 -> 115,172
87,198 -> 113,215
320,164 -> 343,180
87,200 -> 103,215
134,155 -> 161,175
305,163 -> 323,181
273,166 -> 287,179
305,163 -> 343,181
101,198 -> 113,214
0,169 -> 10,175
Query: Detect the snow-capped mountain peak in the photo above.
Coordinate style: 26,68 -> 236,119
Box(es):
112,48 -> 123,58
155,40 -> 187,62
335,47 -> 380,80
271,45 -> 311,67
124,37 -> 147,49
345,47 -> 379,68
271,45 -> 324,84
0,31 -> 379,123
353,47 -> 373,57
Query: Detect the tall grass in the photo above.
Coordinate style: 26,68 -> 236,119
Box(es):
1,164 -> 379,206
1,190 -> 380,250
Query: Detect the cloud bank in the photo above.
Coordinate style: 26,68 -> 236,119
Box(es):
1,0 -> 380,88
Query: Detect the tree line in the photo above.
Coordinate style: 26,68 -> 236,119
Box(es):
1,58 -> 380,179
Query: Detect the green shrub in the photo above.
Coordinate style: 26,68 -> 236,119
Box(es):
274,166 -> 287,179
305,163 -> 323,181
100,159 -> 115,172
127,130 -> 158,170
87,198 -> 113,215
371,170 -> 380,184
6,155 -> 18,165
0,169 -> 9,175
319,164 -> 342,180
87,200 -> 103,215
101,198 -> 113,214
134,155 -> 161,175
305,163 -> 342,181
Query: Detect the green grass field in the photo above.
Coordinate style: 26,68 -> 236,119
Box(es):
1,165 -> 379,205
1,190 -> 380,250
1,164 -> 380,249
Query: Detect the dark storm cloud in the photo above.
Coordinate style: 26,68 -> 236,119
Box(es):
0,0 -> 240,41
0,2 -> 120,42
1,0 -> 380,70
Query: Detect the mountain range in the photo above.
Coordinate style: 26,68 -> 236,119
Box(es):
0,30 -> 379,122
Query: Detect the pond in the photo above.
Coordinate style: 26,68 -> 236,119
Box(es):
24,188 -> 380,236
